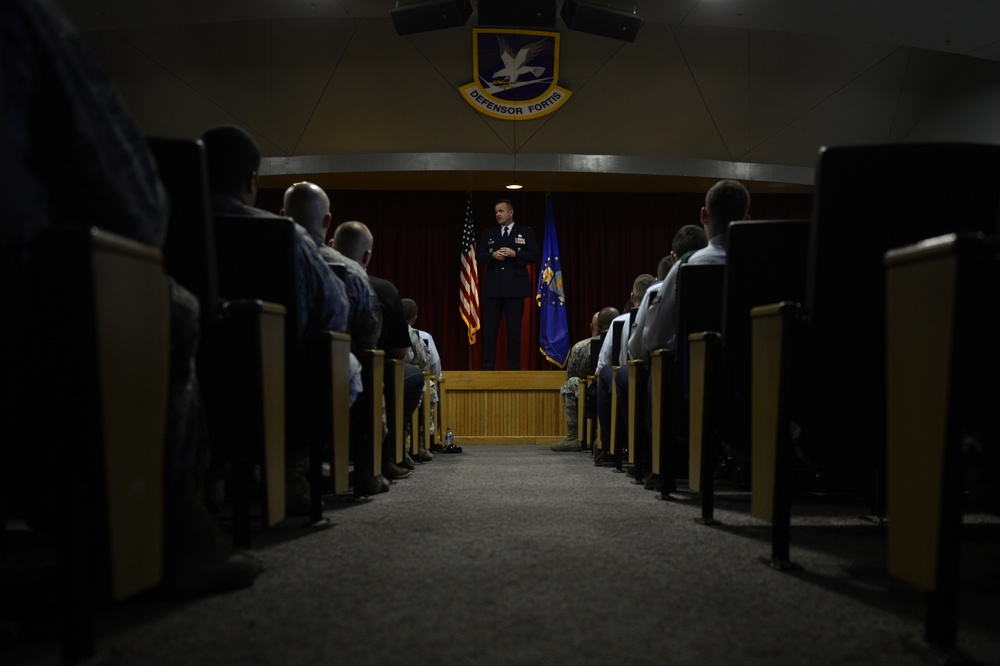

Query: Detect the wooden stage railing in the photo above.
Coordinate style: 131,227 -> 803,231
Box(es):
440,371 -> 566,445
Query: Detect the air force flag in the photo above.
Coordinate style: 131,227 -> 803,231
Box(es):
460,29 -> 572,120
536,198 -> 570,368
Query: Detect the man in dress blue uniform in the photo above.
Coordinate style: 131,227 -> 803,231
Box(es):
476,199 -> 540,370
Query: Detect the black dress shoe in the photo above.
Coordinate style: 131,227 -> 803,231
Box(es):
440,443 -> 462,454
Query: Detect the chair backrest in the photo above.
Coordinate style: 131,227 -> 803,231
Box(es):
626,309 -> 638,362
808,143 -> 1000,329
147,136 -> 219,331
212,215 -> 304,432
677,263 -> 726,357
722,219 -> 811,416
610,318 -> 625,366
212,215 -> 301,342
804,143 -> 1000,454
677,263 -> 726,398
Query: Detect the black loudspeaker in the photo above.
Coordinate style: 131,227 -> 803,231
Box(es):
478,1 -> 556,28
560,0 -> 641,42
390,0 -> 473,36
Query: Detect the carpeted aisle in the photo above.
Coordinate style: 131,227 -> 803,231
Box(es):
5,445 -> 1000,665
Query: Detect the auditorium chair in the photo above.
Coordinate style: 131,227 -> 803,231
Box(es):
648,348 -> 671,489
320,262 -> 356,496
433,375 -> 447,449
19,226 -> 169,663
649,264 -> 724,511
213,215 -> 352,531
305,331 -> 352,502
409,370 -> 434,457
148,138 -> 289,546
686,220 -> 810,524
884,231 -> 998,655
625,356 -> 647,470
577,335 -> 604,452
607,315 -> 630,470
355,350 -> 386,492
411,336 -> 437,455
386,358 -> 405,465
149,137 -> 220,335
749,143 -> 1000,570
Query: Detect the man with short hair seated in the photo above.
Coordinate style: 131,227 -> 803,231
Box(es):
281,181 -> 381,357
401,297 -> 440,460
625,180 -> 751,485
628,181 -> 751,363
201,125 -> 352,515
331,221 -> 426,481
552,307 -> 619,452
594,274 -> 657,463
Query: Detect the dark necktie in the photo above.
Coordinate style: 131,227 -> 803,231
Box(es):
502,227 -> 509,242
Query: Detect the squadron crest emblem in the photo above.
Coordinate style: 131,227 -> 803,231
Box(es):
459,29 -> 572,120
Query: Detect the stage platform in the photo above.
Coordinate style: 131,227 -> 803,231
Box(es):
440,371 -> 567,445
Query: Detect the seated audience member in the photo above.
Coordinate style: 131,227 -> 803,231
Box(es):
618,223 -> 709,483
401,298 -> 444,459
331,222 -> 425,479
283,180 -> 384,407
654,225 -> 706,283
656,255 -> 673,282
552,307 -> 618,452
622,181 -> 750,485
1,0 -> 260,596
282,181 -> 381,353
628,180 -> 750,362
666,224 -> 708,274
201,125 -> 352,515
201,125 -> 350,339
594,275 -> 657,462
401,298 -> 433,372
401,299 -> 442,380
419,328 -> 442,379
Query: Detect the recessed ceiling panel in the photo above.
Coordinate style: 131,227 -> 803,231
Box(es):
748,30 -> 899,149
673,24 -> 751,160
296,18 -> 506,153
747,48 -> 909,167
520,23 -> 731,160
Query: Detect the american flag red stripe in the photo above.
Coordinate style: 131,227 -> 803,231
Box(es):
459,199 -> 480,345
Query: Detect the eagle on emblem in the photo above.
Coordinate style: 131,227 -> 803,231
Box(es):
492,35 -> 547,87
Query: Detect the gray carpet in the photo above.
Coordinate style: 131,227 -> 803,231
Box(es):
6,445 -> 1000,665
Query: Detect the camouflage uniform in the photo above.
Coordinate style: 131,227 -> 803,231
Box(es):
559,335 -> 598,440
406,324 -> 437,436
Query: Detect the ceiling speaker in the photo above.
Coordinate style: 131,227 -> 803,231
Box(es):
390,0 -> 473,36
560,0 -> 641,42
478,1 -> 556,28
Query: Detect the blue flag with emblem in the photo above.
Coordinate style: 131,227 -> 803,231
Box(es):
536,198 -> 569,368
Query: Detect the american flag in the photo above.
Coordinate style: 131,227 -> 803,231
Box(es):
459,199 -> 481,345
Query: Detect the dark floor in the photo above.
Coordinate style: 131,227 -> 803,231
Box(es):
3,445 -> 999,666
